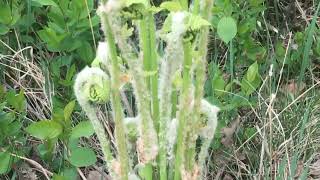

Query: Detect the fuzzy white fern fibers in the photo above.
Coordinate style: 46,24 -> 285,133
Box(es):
91,42 -> 110,70
103,0 -> 125,13
74,66 -> 111,105
74,66 -> 115,176
199,99 -> 220,139
171,12 -> 188,36
167,118 -> 178,160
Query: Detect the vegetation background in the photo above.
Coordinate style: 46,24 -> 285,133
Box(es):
0,0 -> 319,179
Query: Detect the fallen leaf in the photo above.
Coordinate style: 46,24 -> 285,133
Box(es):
223,174 -> 234,180
310,157 -> 320,178
281,80 -> 306,95
221,117 -> 240,147
87,170 -> 111,180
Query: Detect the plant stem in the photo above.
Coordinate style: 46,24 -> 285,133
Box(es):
179,0 -> 188,10
82,104 -> 115,171
192,0 -> 200,14
193,0 -> 214,176
139,12 -> 160,132
174,40 -> 193,180
100,13 -> 129,180
229,39 -> 234,85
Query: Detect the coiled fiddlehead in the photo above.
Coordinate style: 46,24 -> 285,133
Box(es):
74,67 -> 116,177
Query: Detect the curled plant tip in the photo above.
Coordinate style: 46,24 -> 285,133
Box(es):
124,116 -> 140,142
91,42 -> 110,71
167,118 -> 178,160
74,67 -> 111,105
199,99 -> 220,139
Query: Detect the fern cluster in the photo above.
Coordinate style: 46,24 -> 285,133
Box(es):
74,0 -> 219,179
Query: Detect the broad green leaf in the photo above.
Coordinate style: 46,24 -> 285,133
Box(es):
160,2 -> 182,12
212,73 -> 225,96
26,120 -> 63,140
217,17 -> 237,43
31,0 -> 58,7
6,90 -> 26,112
70,121 -> 94,139
241,74 -> 261,96
53,167 -> 78,180
69,147 -> 97,167
37,28 -> 67,52
0,152 -> 11,174
64,100 -> 75,122
77,42 -> 94,64
0,3 -> 12,25
0,24 -> 9,35
246,62 -> 259,82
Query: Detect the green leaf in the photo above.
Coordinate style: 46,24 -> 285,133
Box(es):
0,151 -> 11,174
26,120 -> 63,140
246,62 -> 259,82
217,16 -> 237,43
6,90 -> 26,112
0,24 -> 9,35
70,121 -> 94,139
77,41 -> 94,64
37,28 -> 67,52
53,167 -> 78,180
160,2 -> 182,12
211,72 -> 225,97
241,74 -> 261,96
64,100 -> 75,122
0,3 -> 12,25
31,0 -> 58,7
69,147 -> 97,167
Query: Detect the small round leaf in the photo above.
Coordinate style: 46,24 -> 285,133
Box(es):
217,17 -> 237,43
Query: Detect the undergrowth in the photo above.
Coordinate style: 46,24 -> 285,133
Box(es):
0,0 -> 319,179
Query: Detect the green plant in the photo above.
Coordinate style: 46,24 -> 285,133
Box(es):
74,0 -> 220,179
25,100 -> 98,177
0,86 -> 27,175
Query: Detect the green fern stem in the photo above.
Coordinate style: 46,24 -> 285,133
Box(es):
100,12 -> 129,180
174,40 -> 193,180
193,0 -> 214,173
139,12 -> 160,132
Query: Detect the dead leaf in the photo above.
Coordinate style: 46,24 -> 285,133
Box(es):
310,158 -> 320,178
16,162 -> 37,180
223,174 -> 234,180
87,170 -> 111,180
221,117 -> 240,147
281,80 -> 306,95
294,160 -> 304,178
